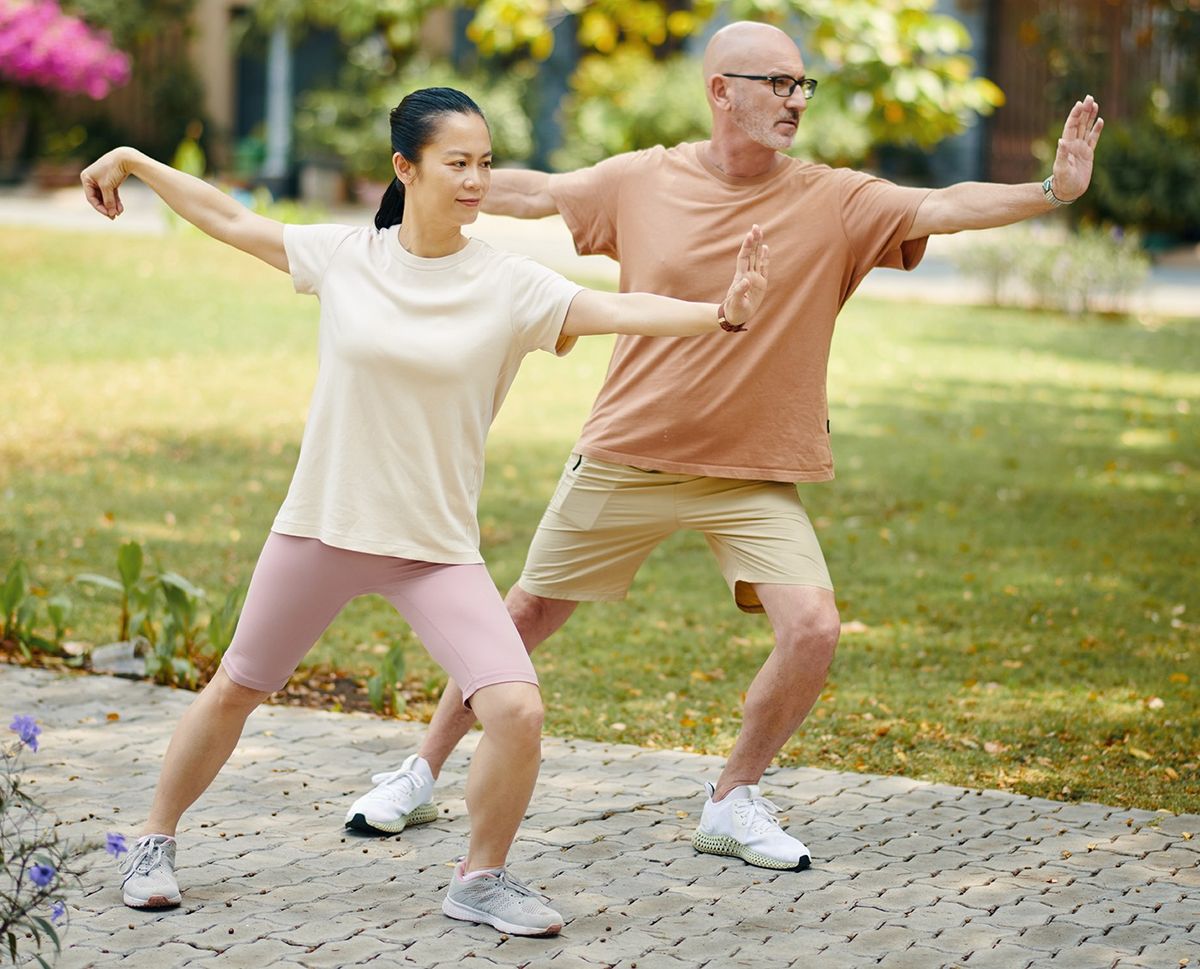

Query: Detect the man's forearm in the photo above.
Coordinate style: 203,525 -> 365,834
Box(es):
909,181 -> 1057,238
483,169 -> 557,218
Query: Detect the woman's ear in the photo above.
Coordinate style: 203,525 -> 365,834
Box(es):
393,152 -> 415,186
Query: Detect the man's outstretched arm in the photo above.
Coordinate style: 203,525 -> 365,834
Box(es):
907,95 -> 1104,239
483,169 -> 558,218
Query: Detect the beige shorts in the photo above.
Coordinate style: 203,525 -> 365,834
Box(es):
519,454 -> 833,613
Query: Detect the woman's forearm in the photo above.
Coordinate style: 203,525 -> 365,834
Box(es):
562,290 -> 723,338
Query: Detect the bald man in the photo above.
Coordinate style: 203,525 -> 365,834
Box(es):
345,23 -> 1104,872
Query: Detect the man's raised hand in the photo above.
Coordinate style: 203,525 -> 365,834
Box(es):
1052,95 -> 1104,202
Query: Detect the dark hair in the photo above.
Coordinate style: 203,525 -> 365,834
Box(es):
374,87 -> 487,231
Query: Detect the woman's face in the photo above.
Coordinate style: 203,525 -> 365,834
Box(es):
395,112 -> 492,229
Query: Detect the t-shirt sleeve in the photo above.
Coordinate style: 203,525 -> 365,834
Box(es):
838,172 -> 934,288
283,224 -> 360,296
508,256 -> 585,357
547,153 -> 636,260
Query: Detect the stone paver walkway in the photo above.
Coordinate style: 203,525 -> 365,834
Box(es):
9,666 -> 1199,969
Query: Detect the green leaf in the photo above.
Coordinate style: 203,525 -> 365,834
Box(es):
367,673 -> 384,712
116,541 -> 143,591
160,571 -> 205,599
30,916 -> 59,951
73,573 -> 123,593
2,561 -> 29,615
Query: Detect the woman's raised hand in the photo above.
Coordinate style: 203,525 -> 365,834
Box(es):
722,224 -> 768,328
80,147 -> 133,220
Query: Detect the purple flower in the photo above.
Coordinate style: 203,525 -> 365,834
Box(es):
51,901 -> 66,925
105,832 -> 127,858
9,714 -> 40,752
28,863 -> 55,888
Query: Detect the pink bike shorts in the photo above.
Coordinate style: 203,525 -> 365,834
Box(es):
220,532 -> 537,704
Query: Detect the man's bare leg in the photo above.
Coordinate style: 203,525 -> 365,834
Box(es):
712,583 -> 839,800
416,586 -> 579,777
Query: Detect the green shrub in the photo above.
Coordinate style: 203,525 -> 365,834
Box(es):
295,59 -> 533,183
1069,106 -> 1200,240
950,225 -> 1151,316
553,52 -> 711,170
73,541 -> 245,687
0,563 -> 74,659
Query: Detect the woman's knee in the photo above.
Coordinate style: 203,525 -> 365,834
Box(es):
205,668 -> 271,714
472,683 -> 544,743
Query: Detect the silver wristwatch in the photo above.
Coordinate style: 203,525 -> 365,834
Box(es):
1042,175 -> 1071,207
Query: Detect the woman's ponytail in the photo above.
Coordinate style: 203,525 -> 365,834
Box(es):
374,178 -> 406,230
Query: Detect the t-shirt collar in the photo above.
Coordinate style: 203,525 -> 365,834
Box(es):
385,229 -> 484,270
693,141 -> 791,187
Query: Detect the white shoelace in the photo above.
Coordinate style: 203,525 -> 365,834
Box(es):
494,870 -> 546,902
733,793 -> 785,837
119,837 -> 170,877
368,767 -> 423,803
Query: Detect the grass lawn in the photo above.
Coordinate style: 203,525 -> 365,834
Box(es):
2,227 -> 1197,813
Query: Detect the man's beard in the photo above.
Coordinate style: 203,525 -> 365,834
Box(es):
730,95 -> 799,151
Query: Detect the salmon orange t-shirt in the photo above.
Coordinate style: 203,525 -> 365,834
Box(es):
548,141 -> 932,483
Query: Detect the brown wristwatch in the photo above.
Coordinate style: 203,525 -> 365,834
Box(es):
717,300 -> 747,333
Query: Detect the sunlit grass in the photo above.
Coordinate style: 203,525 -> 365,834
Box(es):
2,228 -> 1197,812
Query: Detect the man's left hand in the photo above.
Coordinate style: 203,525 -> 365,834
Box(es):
1052,95 -> 1104,202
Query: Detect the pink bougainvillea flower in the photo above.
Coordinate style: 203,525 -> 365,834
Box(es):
0,0 -> 130,98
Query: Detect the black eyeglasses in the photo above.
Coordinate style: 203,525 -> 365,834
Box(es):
721,73 -> 818,99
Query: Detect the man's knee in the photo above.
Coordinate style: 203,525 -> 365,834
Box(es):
505,586 -> 576,652
774,599 -> 841,667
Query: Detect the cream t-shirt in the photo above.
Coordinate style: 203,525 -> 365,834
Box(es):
275,225 -> 582,563
549,142 -> 932,483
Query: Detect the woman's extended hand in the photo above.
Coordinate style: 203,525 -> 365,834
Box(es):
721,224 -> 768,327
81,147 -> 134,220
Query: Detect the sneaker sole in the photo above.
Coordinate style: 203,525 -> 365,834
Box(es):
345,801 -> 439,834
123,892 -> 181,909
692,831 -> 812,871
441,896 -> 562,936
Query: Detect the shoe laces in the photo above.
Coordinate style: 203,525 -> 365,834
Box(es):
732,793 -> 785,837
368,766 -> 423,803
493,870 -> 546,903
119,837 -> 169,877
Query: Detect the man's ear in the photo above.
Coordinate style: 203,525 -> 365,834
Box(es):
709,75 -> 733,112
393,152 -> 415,185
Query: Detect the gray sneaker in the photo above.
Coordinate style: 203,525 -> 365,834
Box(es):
345,753 -> 438,834
442,863 -> 563,936
119,835 -> 181,908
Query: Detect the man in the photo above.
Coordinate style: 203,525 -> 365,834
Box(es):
344,21 -> 1103,871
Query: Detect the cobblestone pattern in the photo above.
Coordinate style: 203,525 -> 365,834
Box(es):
8,667 -> 1198,969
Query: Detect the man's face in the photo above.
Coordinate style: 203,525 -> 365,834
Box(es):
726,59 -> 810,151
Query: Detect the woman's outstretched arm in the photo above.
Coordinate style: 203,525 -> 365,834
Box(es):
562,225 -> 768,338
81,147 -> 288,273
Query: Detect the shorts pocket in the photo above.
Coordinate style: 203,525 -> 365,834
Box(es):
546,454 -> 611,530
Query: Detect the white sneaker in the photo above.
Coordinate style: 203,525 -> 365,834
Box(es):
345,753 -> 438,834
693,782 -> 812,871
119,834 -> 182,908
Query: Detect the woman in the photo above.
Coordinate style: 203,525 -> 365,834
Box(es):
80,87 -> 767,938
